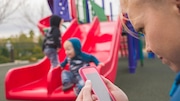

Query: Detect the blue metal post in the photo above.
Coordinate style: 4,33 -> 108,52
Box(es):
125,14 -> 138,73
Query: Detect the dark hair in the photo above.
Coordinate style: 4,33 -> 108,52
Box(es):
50,15 -> 62,27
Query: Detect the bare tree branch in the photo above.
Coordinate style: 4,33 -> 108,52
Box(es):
0,0 -> 51,35
0,0 -> 22,24
19,0 -> 51,29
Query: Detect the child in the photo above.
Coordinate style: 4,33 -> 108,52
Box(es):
42,15 -> 63,68
76,0 -> 180,101
60,37 -> 104,95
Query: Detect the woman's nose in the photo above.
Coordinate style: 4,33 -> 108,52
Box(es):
145,46 -> 152,52
145,40 -> 152,53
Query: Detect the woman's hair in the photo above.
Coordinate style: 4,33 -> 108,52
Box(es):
119,0 -> 142,39
120,14 -> 141,39
119,0 -> 163,39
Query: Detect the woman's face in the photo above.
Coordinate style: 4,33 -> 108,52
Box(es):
123,0 -> 180,72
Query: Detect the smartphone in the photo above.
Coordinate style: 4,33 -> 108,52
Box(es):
79,66 -> 115,101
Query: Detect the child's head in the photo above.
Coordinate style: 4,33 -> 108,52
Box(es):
64,38 -> 82,59
120,0 -> 180,72
50,15 -> 63,28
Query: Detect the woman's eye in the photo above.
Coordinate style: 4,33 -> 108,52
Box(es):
137,28 -> 144,33
137,28 -> 144,35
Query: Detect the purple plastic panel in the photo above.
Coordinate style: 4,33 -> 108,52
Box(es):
53,0 -> 71,21
48,0 -> 54,13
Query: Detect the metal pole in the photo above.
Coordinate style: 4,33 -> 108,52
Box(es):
85,0 -> 90,23
109,2 -> 113,21
102,0 -> 105,10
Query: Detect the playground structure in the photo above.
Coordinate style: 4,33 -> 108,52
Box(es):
5,11 -> 122,101
5,16 -> 121,100
4,0 -> 147,100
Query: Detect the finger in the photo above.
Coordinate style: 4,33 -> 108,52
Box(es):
76,80 -> 93,101
76,88 -> 83,101
82,80 -> 93,101
92,94 -> 98,101
101,76 -> 112,86
101,76 -> 117,90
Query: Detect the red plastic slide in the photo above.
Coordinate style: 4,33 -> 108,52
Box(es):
5,16 -> 122,101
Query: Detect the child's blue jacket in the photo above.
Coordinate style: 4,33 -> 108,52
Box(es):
61,38 -> 100,68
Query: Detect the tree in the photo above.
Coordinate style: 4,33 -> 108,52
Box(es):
19,0 -> 51,28
0,0 -> 51,36
0,0 -> 23,24
29,30 -> 34,40
19,33 -> 28,41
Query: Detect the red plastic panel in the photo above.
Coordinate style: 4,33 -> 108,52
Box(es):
5,16 -> 122,101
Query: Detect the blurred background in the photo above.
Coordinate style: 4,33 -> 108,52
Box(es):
0,0 -> 176,101
0,0 -> 51,63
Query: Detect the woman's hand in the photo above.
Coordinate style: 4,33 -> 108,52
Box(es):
76,80 -> 96,101
76,77 -> 128,101
101,76 -> 128,101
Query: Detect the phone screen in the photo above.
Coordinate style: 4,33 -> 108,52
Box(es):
86,73 -> 113,101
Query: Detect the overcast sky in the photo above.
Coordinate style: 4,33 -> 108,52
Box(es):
0,0 -> 51,38
0,0 -> 120,38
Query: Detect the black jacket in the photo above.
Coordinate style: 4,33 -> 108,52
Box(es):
42,15 -> 62,51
